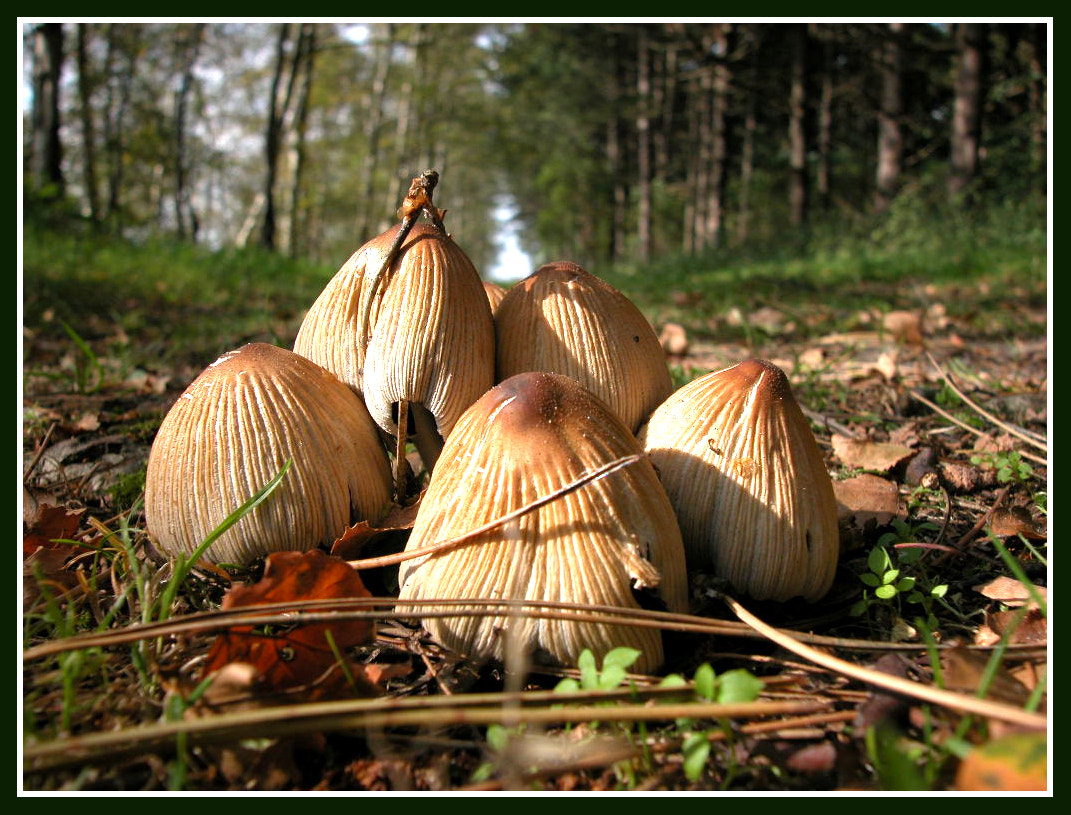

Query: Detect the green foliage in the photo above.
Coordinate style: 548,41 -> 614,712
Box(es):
851,519 -> 948,632
970,451 -> 1035,485
553,646 -> 642,695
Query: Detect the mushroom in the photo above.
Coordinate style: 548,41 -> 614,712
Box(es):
638,359 -> 839,602
483,280 -> 507,315
294,222 -> 495,476
494,262 -> 673,433
397,371 -> 688,675
145,343 -> 392,566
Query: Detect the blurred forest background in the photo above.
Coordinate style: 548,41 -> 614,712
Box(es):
21,21 -> 1048,278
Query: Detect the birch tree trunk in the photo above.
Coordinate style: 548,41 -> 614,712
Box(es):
75,24 -> 101,224
788,24 -> 808,228
30,23 -> 65,196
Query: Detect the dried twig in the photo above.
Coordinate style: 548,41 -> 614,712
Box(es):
926,351 -> 1047,453
347,453 -> 645,571
718,592 -> 1046,729
908,389 -> 1047,466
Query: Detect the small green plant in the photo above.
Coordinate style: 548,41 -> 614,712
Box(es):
970,450 -> 1034,485
851,519 -> 948,631
553,647 -> 642,695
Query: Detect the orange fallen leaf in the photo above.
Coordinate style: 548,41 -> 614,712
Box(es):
202,550 -> 378,698
955,732 -> 1047,791
987,507 -> 1047,540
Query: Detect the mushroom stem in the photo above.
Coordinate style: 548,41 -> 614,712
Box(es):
394,398 -> 409,501
410,401 -> 443,474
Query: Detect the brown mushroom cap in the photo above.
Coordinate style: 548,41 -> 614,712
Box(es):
397,371 -> 688,674
145,343 -> 392,565
293,223 -> 495,441
482,280 -> 507,315
639,359 -> 839,602
494,262 -> 673,433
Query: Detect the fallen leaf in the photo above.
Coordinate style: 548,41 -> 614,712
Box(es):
973,608 -> 1047,647
955,732 -> 1047,791
71,412 -> 101,432
202,550 -> 379,698
658,322 -> 689,356
832,436 -> 914,473
941,646 -> 1034,707
888,422 -> 921,448
883,311 -> 924,345
987,507 -> 1046,540
974,576 -> 1047,609
938,461 -> 995,493
329,498 -> 421,560
23,503 -> 85,555
785,741 -> 838,774
834,475 -> 903,528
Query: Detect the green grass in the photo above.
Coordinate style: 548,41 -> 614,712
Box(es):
600,191 -> 1048,345
22,222 -> 338,372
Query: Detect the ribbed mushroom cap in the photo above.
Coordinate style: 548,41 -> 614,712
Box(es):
494,262 -> 673,433
639,359 -> 839,602
483,280 -> 507,315
397,371 -> 688,674
294,222 -> 495,440
145,343 -> 392,566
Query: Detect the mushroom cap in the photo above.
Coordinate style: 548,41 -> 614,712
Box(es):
293,223 -> 495,440
145,343 -> 392,565
397,371 -> 688,674
639,359 -> 839,602
482,280 -> 507,315
494,262 -> 673,433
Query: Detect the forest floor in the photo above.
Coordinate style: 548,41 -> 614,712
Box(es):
21,222 -> 1049,793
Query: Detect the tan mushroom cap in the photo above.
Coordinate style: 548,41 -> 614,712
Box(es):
639,359 -> 839,602
145,343 -> 392,566
397,371 -> 688,674
494,262 -> 673,433
293,222 -> 495,441
482,280 -> 507,315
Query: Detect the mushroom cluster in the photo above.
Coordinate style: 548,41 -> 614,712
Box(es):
144,170 -> 840,676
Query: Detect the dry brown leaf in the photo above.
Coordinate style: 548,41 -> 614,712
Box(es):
833,474 -> 903,528
955,732 -> 1047,792
941,646 -> 1034,707
882,310 -> 924,346
658,322 -> 689,356
938,461 -> 995,493
975,575 -> 1047,608
973,608 -> 1047,647
202,550 -> 379,699
888,421 -> 921,449
832,435 -> 915,473
71,411 -> 101,432
329,497 -> 421,560
987,507 -> 1047,540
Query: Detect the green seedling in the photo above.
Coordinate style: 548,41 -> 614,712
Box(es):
970,450 -> 1034,485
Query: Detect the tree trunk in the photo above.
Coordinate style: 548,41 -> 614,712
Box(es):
636,25 -> 651,262
692,64 -> 712,250
949,23 -> 986,201
103,23 -> 138,233
288,25 -> 317,259
815,32 -> 833,211
875,23 -> 904,211
705,24 -> 730,250
262,23 -> 302,250
788,24 -> 808,228
607,30 -> 627,263
30,23 -> 65,196
357,23 -> 395,242
75,24 -> 101,224
173,23 -> 205,241
736,28 -> 758,246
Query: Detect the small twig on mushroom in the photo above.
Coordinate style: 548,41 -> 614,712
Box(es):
925,351 -> 1047,453
346,453 -> 646,571
356,169 -> 447,364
